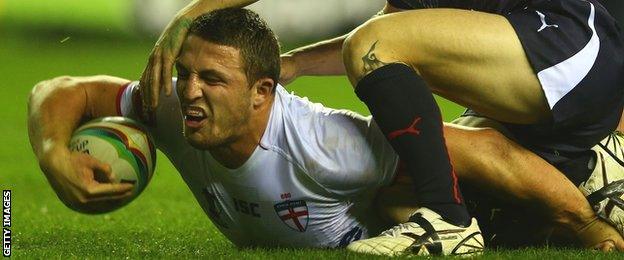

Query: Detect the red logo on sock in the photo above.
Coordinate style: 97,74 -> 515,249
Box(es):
388,117 -> 421,140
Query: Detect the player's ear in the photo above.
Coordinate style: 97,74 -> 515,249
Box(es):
252,77 -> 275,108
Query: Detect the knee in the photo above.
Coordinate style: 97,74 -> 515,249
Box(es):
343,25 -> 373,83
343,20 -> 392,84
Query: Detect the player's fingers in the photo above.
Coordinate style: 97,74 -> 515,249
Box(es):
90,157 -> 113,176
85,183 -> 134,198
160,19 -> 189,96
84,156 -> 116,183
137,68 -> 158,125
88,190 -> 134,202
595,240 -> 616,252
95,167 -> 116,184
140,60 -> 153,114
613,238 -> 624,251
162,55 -> 174,96
575,216 -> 624,251
150,51 -> 163,109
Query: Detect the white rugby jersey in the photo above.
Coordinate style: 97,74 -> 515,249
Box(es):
118,80 -> 399,248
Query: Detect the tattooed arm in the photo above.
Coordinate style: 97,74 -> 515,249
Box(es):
279,3 -> 403,85
141,0 -> 259,110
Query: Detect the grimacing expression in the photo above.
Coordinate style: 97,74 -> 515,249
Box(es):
176,35 -> 254,149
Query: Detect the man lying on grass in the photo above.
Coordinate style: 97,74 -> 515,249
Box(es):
27,8 -> 624,256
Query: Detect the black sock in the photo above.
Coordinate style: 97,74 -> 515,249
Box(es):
355,63 -> 470,226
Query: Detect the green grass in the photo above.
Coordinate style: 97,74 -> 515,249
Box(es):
1,10 -> 622,260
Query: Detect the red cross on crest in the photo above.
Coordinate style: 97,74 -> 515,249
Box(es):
274,200 -> 309,232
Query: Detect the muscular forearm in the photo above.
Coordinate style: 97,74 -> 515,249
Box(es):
28,76 -> 134,212
283,35 -> 347,77
28,76 -> 90,162
27,76 -> 127,162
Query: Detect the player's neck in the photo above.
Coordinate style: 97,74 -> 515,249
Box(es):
209,97 -> 275,169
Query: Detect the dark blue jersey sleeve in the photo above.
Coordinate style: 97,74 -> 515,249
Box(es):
387,0 -> 527,14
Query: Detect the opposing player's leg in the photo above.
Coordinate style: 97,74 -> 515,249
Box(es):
445,124 -> 593,229
455,110 -> 624,240
343,9 -> 533,252
349,124 -> 624,256
343,9 -> 550,124
343,0 -> 624,255
444,123 -> 624,250
370,171 -> 624,252
345,9 -> 505,231
344,2 -> 622,255
342,8 -> 535,248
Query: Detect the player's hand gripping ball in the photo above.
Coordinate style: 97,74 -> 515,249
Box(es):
68,117 -> 156,212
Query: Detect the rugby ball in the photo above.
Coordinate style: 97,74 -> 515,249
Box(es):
68,116 -> 156,213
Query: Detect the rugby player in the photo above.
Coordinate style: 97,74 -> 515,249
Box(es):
139,0 -> 624,255
28,8 -> 624,255
330,0 -> 624,255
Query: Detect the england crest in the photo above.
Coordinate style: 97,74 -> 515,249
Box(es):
274,200 -> 309,232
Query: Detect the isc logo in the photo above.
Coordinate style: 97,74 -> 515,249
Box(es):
233,198 -> 261,217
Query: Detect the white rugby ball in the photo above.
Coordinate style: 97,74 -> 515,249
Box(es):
68,116 -> 156,213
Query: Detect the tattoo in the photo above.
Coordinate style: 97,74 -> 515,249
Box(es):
164,17 -> 193,51
361,41 -> 388,75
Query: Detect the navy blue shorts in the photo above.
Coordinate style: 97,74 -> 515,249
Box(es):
391,0 -> 624,176
458,1 -> 624,184
502,0 -> 624,160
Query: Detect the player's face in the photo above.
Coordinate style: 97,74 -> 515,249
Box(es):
175,35 -> 254,149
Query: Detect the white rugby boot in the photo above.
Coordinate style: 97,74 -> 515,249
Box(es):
347,207 -> 484,256
579,131 -> 624,236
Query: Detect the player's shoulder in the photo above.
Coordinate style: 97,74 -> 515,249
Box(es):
266,85 -> 373,159
260,86 -> 390,196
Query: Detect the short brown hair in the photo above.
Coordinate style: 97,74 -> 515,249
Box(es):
188,8 -> 280,91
